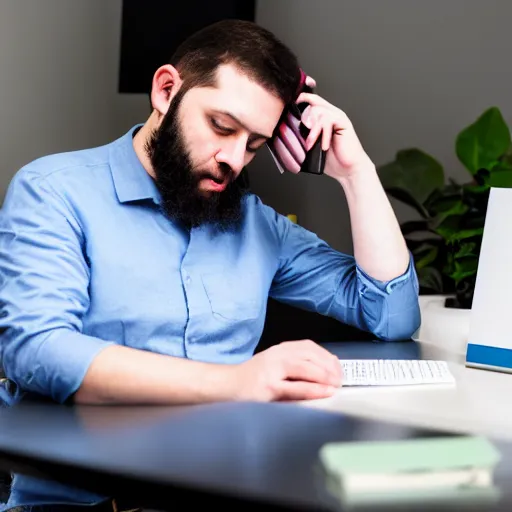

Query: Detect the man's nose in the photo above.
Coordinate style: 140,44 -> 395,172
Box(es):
215,138 -> 248,177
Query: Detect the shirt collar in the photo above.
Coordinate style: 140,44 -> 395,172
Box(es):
109,124 -> 161,205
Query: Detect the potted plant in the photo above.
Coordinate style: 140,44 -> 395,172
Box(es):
377,107 -> 512,352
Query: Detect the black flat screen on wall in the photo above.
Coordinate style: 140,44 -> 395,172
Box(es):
118,0 -> 257,94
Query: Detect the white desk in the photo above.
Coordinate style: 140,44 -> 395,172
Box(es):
302,339 -> 512,441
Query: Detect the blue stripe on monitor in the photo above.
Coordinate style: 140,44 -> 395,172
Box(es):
466,343 -> 512,369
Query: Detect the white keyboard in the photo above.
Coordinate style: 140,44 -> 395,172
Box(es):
339,359 -> 456,386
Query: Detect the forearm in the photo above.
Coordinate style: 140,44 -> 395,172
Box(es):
74,345 -> 238,405
337,160 -> 409,281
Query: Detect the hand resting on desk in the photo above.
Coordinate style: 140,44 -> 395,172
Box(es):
234,339 -> 342,401
74,340 -> 342,405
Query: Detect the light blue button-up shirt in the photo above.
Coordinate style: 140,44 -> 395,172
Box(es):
0,125 -> 420,508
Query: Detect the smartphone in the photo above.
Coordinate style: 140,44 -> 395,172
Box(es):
266,69 -> 326,175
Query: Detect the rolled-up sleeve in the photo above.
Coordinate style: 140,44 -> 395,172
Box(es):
0,169 -> 115,403
268,212 -> 420,341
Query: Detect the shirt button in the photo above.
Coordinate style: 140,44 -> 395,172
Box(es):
185,275 -> 191,285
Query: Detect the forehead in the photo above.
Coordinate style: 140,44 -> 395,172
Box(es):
184,63 -> 285,136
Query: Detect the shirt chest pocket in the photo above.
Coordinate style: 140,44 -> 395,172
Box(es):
201,272 -> 264,322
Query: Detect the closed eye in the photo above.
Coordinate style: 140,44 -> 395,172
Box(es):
210,116 -> 266,153
210,117 -> 234,134
247,144 -> 264,154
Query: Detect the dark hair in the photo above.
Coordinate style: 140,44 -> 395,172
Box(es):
168,19 -> 301,106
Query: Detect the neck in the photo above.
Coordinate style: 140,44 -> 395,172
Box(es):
132,111 -> 160,179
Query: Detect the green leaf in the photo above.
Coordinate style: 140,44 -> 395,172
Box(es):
435,224 -> 458,241
405,237 -> 442,255
417,267 -> 443,293
378,149 -> 444,205
488,161 -> 503,171
454,242 -> 476,258
415,245 -> 439,270
385,187 -> 430,218
498,145 -> 512,168
425,186 -> 462,212
489,167 -> 512,188
449,257 -> 479,284
436,226 -> 484,243
455,107 -> 511,174
456,257 -> 479,272
450,270 -> 477,285
449,228 -> 484,242
412,241 -> 433,256
431,200 -> 468,228
463,183 -> 490,194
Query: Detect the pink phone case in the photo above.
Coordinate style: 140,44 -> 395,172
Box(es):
266,69 -> 326,175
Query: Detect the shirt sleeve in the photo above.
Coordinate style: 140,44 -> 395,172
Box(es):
0,169 -> 115,403
267,211 -> 420,341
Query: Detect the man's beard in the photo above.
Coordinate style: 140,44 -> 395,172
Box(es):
144,90 -> 248,231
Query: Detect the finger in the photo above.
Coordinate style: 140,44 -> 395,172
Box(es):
305,123 -> 322,151
321,122 -> 334,151
296,92 -> 330,108
305,76 -> 317,88
279,121 -> 306,163
283,341 -> 342,386
300,105 -> 313,129
273,136 -> 301,174
298,340 -> 343,384
276,381 -> 337,401
285,358 -> 338,387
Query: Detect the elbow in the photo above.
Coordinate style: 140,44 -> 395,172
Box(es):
1,327 -> 110,405
1,330 -> 56,401
353,256 -> 421,342
359,267 -> 421,341
369,302 -> 421,342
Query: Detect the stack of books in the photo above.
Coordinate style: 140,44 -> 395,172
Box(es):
319,436 -> 501,508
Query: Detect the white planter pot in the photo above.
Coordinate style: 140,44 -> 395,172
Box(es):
413,295 -> 472,358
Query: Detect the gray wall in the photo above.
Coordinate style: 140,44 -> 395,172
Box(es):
0,0 -> 148,203
253,0 -> 512,253
0,0 -> 510,255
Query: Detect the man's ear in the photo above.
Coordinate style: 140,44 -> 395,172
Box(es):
150,64 -> 183,117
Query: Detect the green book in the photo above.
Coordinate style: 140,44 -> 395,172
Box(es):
319,436 -> 501,507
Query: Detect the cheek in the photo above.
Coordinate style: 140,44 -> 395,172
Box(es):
189,140 -> 216,167
182,121 -> 218,167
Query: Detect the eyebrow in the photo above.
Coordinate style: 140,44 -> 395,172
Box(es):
215,110 -> 272,140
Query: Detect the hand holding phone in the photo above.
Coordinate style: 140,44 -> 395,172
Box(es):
266,69 -> 326,175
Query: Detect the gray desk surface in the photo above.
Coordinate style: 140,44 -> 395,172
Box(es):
0,341 -> 509,511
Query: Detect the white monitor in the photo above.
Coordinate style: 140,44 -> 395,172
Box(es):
466,187 -> 512,372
